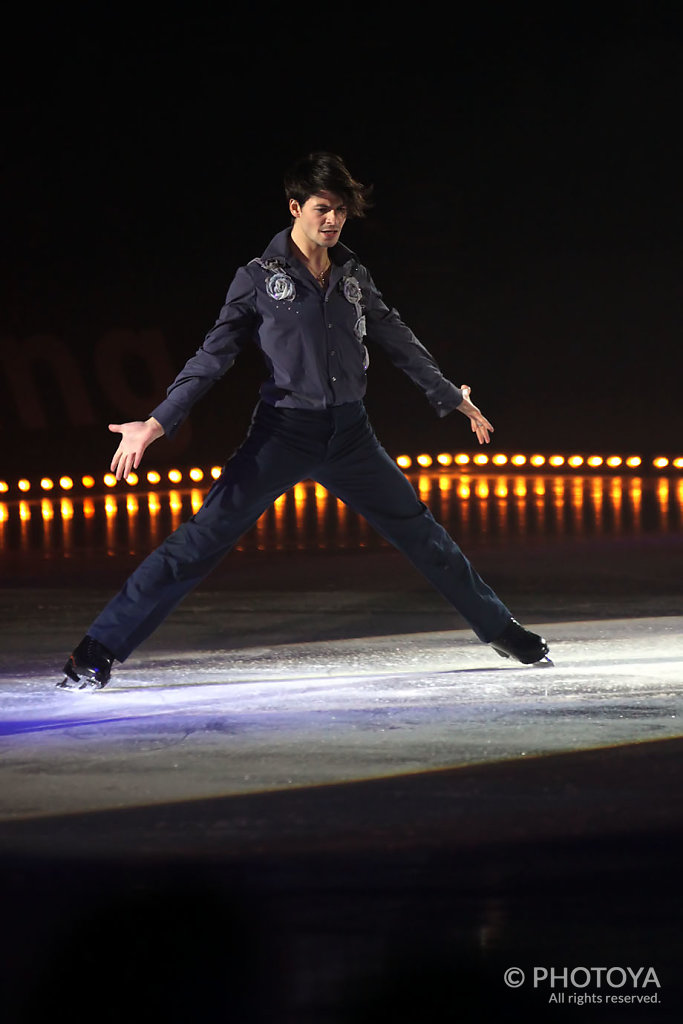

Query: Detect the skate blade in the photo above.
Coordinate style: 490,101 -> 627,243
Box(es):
56,675 -> 103,691
492,647 -> 554,667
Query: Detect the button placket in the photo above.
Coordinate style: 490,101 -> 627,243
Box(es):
321,294 -> 338,390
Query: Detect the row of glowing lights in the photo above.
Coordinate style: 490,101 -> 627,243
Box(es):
3,452 -> 683,496
6,477 -> 681,527
398,453 -> 683,470
5,476 -> 677,520
4,467 -> 215,494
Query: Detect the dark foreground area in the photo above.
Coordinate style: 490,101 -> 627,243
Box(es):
1,481 -> 681,1021
1,738 -> 681,1022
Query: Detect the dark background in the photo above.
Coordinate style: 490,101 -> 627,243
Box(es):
2,7 -> 682,475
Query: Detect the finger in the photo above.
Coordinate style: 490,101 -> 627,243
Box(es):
108,423 -> 123,434
471,418 -> 494,444
124,451 -> 137,479
113,449 -> 132,480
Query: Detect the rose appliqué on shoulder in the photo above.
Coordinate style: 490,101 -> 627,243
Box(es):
252,258 -> 297,302
266,270 -> 296,302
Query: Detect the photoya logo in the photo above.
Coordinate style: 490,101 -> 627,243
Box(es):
535,966 -> 660,989
505,966 -> 659,999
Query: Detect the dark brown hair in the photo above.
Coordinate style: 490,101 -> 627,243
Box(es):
284,151 -> 373,218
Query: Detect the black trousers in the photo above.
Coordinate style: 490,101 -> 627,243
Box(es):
89,401 -> 512,661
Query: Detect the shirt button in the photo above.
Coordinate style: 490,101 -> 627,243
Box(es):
330,350 -> 336,356
331,376 -> 337,382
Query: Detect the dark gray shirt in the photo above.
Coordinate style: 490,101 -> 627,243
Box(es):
150,227 -> 463,438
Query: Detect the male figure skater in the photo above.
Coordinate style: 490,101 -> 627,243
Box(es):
60,152 -> 551,689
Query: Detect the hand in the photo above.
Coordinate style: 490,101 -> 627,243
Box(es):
109,417 -> 165,480
457,384 -> 494,445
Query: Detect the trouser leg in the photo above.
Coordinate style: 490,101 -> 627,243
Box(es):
89,403 -> 327,661
315,408 -> 512,642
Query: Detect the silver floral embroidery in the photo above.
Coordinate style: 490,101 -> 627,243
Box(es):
252,258 -> 297,302
341,274 -> 369,369
342,276 -> 363,306
266,271 -> 296,301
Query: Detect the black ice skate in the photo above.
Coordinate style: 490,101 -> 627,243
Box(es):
58,635 -> 115,690
490,619 -> 553,666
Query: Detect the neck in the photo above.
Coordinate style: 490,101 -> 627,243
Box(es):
289,227 -> 330,273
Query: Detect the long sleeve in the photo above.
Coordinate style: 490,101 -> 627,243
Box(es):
149,267 -> 257,438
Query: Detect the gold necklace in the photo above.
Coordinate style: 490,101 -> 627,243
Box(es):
314,260 -> 331,286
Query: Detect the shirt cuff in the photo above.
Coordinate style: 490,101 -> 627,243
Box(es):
148,399 -> 186,439
430,382 -> 464,417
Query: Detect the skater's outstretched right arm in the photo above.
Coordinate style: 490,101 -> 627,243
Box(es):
108,416 -> 165,481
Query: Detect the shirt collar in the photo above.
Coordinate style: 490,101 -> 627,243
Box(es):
261,227 -> 356,268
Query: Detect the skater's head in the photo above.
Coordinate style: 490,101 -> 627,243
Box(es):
284,152 -> 372,221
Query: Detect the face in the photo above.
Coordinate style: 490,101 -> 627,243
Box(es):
289,191 -> 348,250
